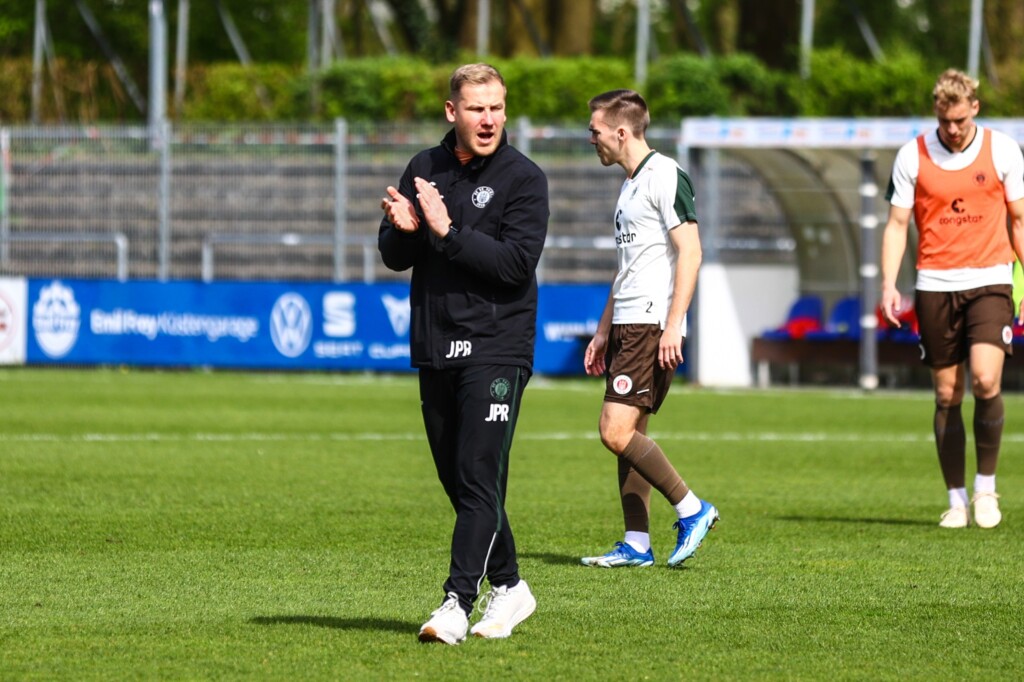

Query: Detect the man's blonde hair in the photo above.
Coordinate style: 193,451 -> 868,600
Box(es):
588,89 -> 650,138
933,69 -> 979,108
449,63 -> 505,101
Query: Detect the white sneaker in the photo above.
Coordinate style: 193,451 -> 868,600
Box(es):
470,579 -> 536,639
939,505 -> 969,528
972,492 -> 1002,529
418,593 -> 468,645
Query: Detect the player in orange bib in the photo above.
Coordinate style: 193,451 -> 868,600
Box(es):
881,69 -> 1024,529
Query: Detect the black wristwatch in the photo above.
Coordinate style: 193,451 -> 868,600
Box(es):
442,223 -> 459,244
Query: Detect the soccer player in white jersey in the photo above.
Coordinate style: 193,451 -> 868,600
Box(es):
580,89 -> 718,568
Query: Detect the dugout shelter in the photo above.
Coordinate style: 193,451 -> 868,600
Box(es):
681,117 -> 1024,389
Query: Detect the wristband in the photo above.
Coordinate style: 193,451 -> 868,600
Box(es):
442,224 -> 459,244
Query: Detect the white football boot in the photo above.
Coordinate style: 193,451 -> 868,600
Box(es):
470,580 -> 536,639
418,593 -> 468,645
971,492 -> 1002,529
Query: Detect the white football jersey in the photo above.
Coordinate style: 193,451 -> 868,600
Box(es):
611,151 -> 698,332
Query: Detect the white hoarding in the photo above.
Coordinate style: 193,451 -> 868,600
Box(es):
0,277 -> 27,364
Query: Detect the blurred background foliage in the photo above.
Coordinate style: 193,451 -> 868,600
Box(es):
1,0 -> 1023,123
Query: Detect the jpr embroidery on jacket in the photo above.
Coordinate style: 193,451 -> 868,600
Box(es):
445,340 -> 473,358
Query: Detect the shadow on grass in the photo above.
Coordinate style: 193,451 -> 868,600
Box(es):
250,615 -> 415,633
519,551 -> 584,566
777,515 -> 934,527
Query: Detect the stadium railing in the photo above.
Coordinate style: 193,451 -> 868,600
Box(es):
0,119 -> 793,285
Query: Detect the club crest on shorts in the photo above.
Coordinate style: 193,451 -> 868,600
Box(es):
490,377 -> 511,401
1002,325 -> 1013,345
472,186 -> 495,209
612,374 -> 633,395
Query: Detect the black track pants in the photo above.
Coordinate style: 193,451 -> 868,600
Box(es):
418,364 -> 530,615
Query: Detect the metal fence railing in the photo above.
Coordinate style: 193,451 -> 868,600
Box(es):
0,120 -> 794,284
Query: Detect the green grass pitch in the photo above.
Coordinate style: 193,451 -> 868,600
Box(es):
1,368 -> 1022,680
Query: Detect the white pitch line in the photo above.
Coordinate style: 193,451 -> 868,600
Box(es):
2,431 -> 1023,444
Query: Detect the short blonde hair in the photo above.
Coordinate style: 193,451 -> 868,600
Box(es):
933,69 -> 979,108
588,89 -> 650,138
449,63 -> 505,101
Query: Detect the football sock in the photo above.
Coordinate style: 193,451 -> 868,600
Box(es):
948,487 -> 969,509
620,432 -> 688,506
974,473 -> 996,495
623,531 -> 651,553
973,394 -> 1004,476
618,459 -> 652,533
933,403 -> 966,489
673,489 -> 702,519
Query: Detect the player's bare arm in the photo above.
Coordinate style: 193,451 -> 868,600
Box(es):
1008,197 -> 1024,324
880,205 -> 912,327
381,185 -> 420,233
585,290 -> 615,377
659,222 -> 700,370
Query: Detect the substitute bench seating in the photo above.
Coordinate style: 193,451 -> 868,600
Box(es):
752,295 -> 1024,387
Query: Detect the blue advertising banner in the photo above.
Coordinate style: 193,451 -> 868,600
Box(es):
24,278 -> 610,375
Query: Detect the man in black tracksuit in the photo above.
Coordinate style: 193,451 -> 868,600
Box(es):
378,63 -> 549,645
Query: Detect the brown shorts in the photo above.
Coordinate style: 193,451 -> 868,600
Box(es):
604,324 -> 681,414
915,285 -> 1014,367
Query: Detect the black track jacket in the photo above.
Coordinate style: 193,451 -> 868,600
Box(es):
378,129 -> 550,370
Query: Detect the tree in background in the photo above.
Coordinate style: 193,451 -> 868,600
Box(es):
1,0 -> 1020,72
3,0 -> 1024,123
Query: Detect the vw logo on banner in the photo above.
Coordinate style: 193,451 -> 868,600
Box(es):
270,292 -> 312,358
381,293 -> 410,337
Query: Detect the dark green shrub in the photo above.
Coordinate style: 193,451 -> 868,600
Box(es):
646,54 -> 731,119
491,57 -> 635,122
183,63 -> 305,121
790,48 -> 934,116
318,58 -> 445,121
3,52 -> 1024,124
713,53 -> 798,116
0,58 -> 145,123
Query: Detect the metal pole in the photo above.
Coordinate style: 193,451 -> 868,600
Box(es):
115,234 -> 129,282
31,0 -> 46,124
800,0 -> 815,79
307,0 -> 320,74
680,123 -> 696,382
858,152 -> 879,390
321,0 -> 336,67
967,0 -> 984,78
148,0 -> 167,138
157,120 -> 172,281
173,0 -> 190,117
216,0 -> 253,66
634,0 -> 650,87
687,146 -> 707,385
0,128 -> 9,267
366,0 -> 394,56
77,0 -> 148,114
476,0 -> 490,56
333,118 -> 348,282
844,0 -> 884,62
201,240 -> 213,282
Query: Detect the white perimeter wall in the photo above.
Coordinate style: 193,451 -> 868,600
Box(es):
694,263 -> 798,387
0,277 -> 28,364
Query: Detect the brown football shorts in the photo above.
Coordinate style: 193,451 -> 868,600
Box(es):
914,284 -> 1014,367
603,323 -> 682,414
